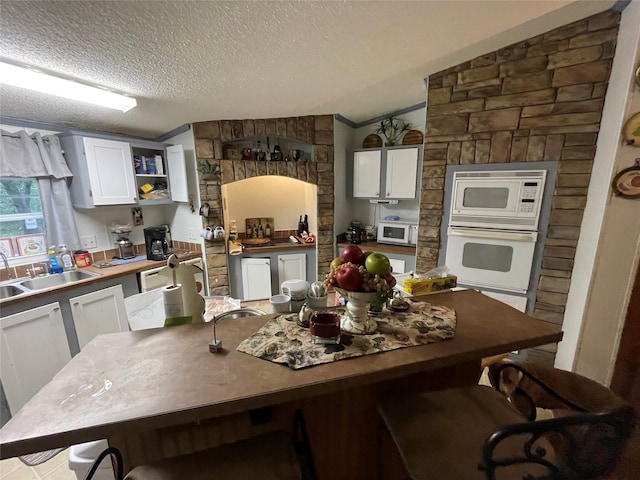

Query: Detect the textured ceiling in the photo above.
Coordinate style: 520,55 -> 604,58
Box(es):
0,0 -> 616,139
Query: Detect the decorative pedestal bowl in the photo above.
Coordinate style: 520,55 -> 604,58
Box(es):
335,288 -> 383,335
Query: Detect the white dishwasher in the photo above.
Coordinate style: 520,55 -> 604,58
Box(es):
139,257 -> 207,294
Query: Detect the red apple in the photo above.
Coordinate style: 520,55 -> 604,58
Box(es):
335,265 -> 363,291
340,244 -> 364,265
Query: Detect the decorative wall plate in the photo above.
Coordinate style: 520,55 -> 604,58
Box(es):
16,234 -> 46,256
402,129 -> 424,145
612,160 -> 640,198
0,238 -> 14,258
622,112 -> 640,146
362,134 -> 382,148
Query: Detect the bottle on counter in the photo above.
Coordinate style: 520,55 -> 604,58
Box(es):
272,144 -> 282,161
265,222 -> 271,237
257,224 -> 264,238
48,246 -> 63,274
58,244 -> 77,271
255,140 -> 266,161
229,220 -> 238,242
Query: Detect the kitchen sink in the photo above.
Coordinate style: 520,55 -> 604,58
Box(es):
0,284 -> 27,299
19,270 -> 100,291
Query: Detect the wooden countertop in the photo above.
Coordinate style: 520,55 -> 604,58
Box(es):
0,289 -> 562,459
0,250 -> 202,307
337,240 -> 416,256
229,238 -> 316,254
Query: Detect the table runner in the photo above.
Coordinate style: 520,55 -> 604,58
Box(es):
237,301 -> 456,369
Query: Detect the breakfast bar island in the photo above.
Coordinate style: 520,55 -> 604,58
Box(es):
0,290 -> 562,479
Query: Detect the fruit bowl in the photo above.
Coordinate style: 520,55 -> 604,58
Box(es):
334,288 -> 383,334
324,245 -> 397,334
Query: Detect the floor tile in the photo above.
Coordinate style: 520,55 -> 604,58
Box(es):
0,465 -> 38,480
40,463 -> 76,480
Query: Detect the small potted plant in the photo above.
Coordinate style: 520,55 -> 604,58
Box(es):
198,160 -> 220,181
374,116 -> 412,146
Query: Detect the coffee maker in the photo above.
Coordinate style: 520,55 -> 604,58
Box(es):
144,226 -> 170,260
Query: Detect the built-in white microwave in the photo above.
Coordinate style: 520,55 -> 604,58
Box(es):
377,222 -> 418,245
450,170 -> 546,231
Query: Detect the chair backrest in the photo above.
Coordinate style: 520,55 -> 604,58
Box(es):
482,361 -> 635,480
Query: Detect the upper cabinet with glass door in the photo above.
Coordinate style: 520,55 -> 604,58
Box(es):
350,146 -> 420,200
58,133 -> 188,208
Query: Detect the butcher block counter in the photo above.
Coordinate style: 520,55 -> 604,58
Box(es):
0,289 -> 562,478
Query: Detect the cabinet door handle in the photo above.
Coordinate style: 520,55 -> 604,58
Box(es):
375,192 -> 379,196
386,192 -> 390,197
73,302 -> 79,307
53,307 -> 60,312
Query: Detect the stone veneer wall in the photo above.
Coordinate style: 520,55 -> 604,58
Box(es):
192,116 -> 334,295
417,9 -> 620,362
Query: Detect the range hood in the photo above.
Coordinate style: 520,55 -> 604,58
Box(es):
369,199 -> 399,204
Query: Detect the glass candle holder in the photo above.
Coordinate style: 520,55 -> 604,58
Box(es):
309,312 -> 341,345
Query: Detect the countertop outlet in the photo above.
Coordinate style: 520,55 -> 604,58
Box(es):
80,235 -> 97,249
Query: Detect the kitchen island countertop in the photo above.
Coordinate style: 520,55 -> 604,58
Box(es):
0,289 -> 562,478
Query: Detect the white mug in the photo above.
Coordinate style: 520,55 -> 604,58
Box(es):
213,226 -> 225,238
200,226 -> 214,240
270,294 -> 291,314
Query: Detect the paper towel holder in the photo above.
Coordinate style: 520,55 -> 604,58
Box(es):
209,320 -> 222,353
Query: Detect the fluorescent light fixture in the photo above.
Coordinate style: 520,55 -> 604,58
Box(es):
0,61 -> 137,112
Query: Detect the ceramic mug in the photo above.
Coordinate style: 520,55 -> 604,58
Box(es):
213,226 -> 225,239
308,295 -> 328,309
270,294 -> 292,313
201,226 -> 214,240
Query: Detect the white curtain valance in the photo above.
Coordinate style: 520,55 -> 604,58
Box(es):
0,130 -> 73,179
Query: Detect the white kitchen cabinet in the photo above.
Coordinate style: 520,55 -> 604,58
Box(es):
83,137 -> 137,206
241,258 -> 272,300
353,150 -> 382,197
0,302 -> 71,414
385,147 -> 419,199
388,258 -> 405,274
278,253 -> 306,284
59,133 -> 188,208
351,147 -> 420,200
166,144 -> 189,202
70,285 -> 129,350
60,136 -> 137,208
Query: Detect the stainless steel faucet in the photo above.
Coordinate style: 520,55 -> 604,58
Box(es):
0,251 -> 12,280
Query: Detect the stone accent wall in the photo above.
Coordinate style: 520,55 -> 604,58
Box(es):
418,10 -> 620,361
192,116 -> 334,295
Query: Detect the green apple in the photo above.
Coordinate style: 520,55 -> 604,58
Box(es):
330,257 -> 342,270
365,253 -> 392,276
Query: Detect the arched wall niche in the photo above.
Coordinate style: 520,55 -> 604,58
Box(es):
221,176 -> 319,245
192,115 -> 334,295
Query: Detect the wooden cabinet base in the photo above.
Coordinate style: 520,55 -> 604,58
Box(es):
109,360 -> 480,478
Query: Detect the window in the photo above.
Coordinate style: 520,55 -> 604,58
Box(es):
0,178 -> 47,258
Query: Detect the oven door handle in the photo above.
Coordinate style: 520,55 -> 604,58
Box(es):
448,227 -> 537,242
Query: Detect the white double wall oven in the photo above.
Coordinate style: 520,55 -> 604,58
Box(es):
442,166 -> 555,313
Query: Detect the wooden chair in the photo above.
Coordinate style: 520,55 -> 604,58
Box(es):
87,411 -> 318,480
377,361 -> 635,480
